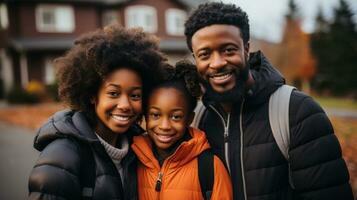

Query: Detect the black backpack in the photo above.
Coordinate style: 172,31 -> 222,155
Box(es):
79,142 -> 96,200
198,149 -> 214,200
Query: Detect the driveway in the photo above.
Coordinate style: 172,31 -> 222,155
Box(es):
0,122 -> 39,200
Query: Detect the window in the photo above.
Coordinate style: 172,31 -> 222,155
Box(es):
165,8 -> 186,36
0,4 -> 8,29
36,5 -> 75,33
102,10 -> 119,27
125,5 -> 157,33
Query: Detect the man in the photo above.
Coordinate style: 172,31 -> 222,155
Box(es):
185,2 -> 354,200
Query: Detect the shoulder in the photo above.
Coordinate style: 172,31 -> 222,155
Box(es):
213,155 -> 228,173
289,90 -> 334,145
29,138 -> 83,196
35,138 -> 81,169
211,155 -> 233,199
289,90 -> 326,122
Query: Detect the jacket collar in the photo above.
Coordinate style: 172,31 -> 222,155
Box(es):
34,109 -> 144,151
131,127 -> 210,170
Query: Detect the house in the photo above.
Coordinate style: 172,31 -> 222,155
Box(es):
0,0 -> 206,96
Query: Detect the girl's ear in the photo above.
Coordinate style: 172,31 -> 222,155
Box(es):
187,112 -> 195,126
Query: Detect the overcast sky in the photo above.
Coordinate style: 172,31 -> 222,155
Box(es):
220,0 -> 357,43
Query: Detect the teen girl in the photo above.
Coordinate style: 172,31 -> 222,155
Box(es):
28,25 -> 165,200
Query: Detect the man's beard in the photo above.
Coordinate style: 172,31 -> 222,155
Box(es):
201,64 -> 250,103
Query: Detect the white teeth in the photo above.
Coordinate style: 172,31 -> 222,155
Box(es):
112,115 -> 130,121
212,73 -> 231,80
158,135 -> 171,139
157,134 -> 174,142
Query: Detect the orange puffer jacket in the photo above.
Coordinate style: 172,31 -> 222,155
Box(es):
131,127 -> 232,200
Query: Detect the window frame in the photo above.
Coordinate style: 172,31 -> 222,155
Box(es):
35,4 -> 75,33
125,5 -> 157,33
102,10 -> 119,27
0,4 -> 9,29
165,8 -> 187,36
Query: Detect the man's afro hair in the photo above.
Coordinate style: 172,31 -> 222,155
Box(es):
184,2 -> 250,51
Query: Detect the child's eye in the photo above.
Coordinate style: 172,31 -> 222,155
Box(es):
107,91 -> 119,97
171,114 -> 183,121
131,93 -> 142,101
149,112 -> 160,120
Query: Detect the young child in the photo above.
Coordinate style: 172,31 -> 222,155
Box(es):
131,61 -> 232,200
28,25 -> 166,200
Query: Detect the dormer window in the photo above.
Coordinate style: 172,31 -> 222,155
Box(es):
125,5 -> 157,33
102,10 -> 119,27
36,5 -> 75,33
165,8 -> 186,36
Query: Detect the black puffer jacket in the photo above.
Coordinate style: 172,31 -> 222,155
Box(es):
198,51 -> 353,200
28,110 -> 142,200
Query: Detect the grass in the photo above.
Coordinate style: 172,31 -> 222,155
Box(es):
312,96 -> 357,110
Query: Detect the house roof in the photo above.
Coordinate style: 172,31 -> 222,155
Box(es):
9,37 -> 76,51
9,37 -> 189,52
176,0 -> 207,9
159,38 -> 188,52
6,0 -> 207,7
5,0 -> 130,6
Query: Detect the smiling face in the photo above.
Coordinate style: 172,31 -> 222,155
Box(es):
94,68 -> 142,142
191,24 -> 249,94
146,87 -> 193,154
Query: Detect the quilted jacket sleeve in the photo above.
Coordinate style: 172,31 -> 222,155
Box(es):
289,91 -> 354,199
210,155 -> 233,200
28,138 -> 82,200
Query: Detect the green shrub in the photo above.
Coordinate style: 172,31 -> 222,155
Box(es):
6,87 -> 40,104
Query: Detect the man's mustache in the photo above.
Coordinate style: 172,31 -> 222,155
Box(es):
206,67 -> 236,78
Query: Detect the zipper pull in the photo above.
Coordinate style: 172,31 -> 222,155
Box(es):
155,172 -> 163,192
224,135 -> 228,142
224,113 -> 231,143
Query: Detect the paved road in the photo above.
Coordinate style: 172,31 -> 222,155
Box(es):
0,122 -> 38,200
325,108 -> 357,119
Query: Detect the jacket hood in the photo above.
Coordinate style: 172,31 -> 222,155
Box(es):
34,110 -> 143,151
34,110 -> 98,151
131,127 -> 210,170
247,51 -> 285,106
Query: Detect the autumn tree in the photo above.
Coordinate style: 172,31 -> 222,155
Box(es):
276,0 -> 316,93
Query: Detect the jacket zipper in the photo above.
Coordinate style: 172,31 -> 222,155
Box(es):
155,171 -> 163,192
153,144 -> 183,199
209,105 -> 231,173
240,99 -> 247,200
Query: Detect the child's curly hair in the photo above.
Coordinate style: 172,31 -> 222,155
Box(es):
147,60 -> 202,113
56,25 -> 166,124
184,2 -> 250,51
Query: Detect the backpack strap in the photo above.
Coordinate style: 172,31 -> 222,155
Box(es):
268,84 -> 296,189
79,142 -> 96,199
192,100 -> 206,128
268,84 -> 295,160
198,149 -> 214,200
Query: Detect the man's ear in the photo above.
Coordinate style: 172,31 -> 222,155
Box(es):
244,42 -> 250,60
187,112 -> 195,126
